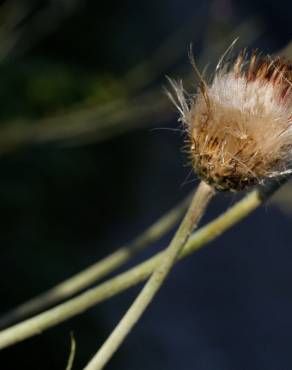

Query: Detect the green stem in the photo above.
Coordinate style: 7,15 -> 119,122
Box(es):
0,178 -> 285,350
0,194 -> 190,328
84,181 -> 214,370
65,333 -> 76,370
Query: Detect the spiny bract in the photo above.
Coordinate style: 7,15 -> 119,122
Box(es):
170,50 -> 292,191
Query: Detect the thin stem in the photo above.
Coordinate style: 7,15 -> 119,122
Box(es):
0,178 -> 286,350
83,181 -> 214,370
65,333 -> 76,370
0,194 -> 190,328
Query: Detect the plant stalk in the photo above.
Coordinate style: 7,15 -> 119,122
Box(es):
0,177 -> 286,351
84,181 -> 214,370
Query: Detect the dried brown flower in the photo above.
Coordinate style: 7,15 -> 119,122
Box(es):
169,49 -> 292,191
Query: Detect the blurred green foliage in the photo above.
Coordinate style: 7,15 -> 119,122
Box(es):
0,59 -> 125,121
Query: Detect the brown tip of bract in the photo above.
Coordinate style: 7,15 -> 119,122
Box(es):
170,49 -> 292,191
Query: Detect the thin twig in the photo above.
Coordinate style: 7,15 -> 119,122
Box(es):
0,194 -> 190,328
65,333 -> 76,370
83,181 -> 214,370
0,177 -> 286,350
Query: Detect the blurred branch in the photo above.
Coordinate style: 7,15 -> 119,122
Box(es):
269,181 -> 292,214
122,11 -> 206,92
0,193 -> 190,328
0,0 -> 35,60
198,15 -> 263,71
0,15 -> 263,154
0,176 -> 287,350
279,41 -> 292,59
0,0 -> 81,62
0,89 -> 172,154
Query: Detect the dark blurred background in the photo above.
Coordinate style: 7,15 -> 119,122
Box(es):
0,0 -> 292,369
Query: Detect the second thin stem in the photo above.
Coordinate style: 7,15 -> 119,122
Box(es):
84,181 -> 215,370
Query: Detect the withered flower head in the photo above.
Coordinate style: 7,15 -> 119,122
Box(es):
169,49 -> 292,191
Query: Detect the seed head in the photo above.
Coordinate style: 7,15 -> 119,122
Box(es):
169,49 -> 292,191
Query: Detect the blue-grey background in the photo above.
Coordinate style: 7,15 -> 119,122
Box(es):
0,0 -> 292,369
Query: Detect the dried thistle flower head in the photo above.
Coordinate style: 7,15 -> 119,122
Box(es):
170,49 -> 292,191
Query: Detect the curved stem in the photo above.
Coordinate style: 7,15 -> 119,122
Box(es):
0,194 -> 190,328
65,333 -> 76,370
84,181 -> 214,370
0,177 -> 286,351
